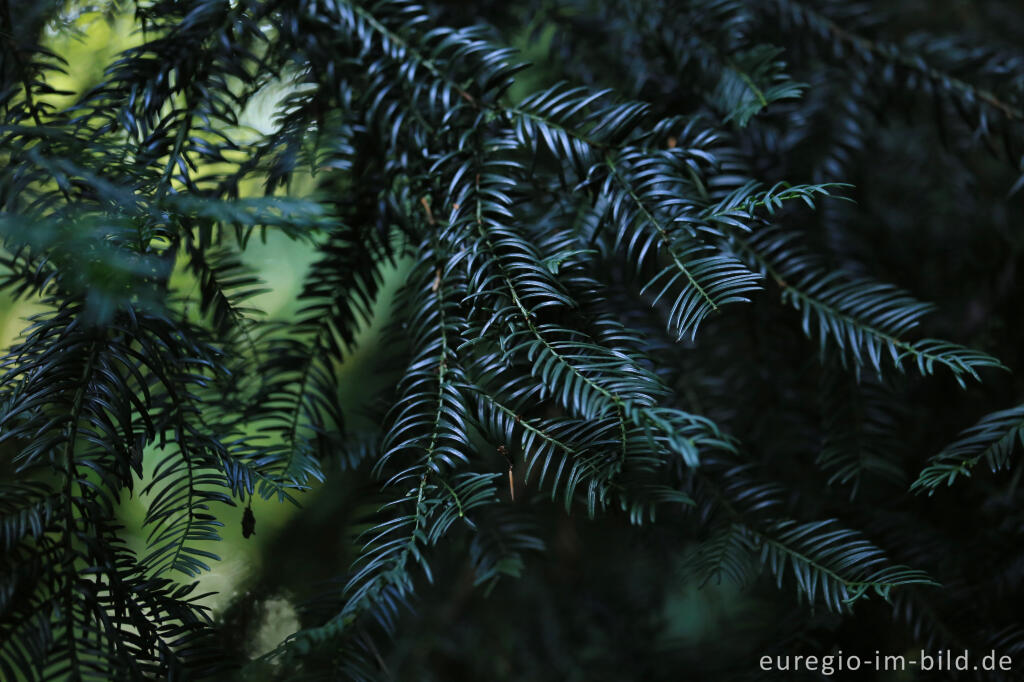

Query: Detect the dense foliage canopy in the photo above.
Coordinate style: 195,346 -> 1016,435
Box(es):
3,0 -> 1024,679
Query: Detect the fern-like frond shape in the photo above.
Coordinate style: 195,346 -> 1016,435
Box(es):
733,227 -> 1005,384
3,0 -> 1022,677
710,45 -> 807,127
912,404 -> 1024,493
752,519 -> 939,611
602,151 -> 764,340
816,367 -> 908,497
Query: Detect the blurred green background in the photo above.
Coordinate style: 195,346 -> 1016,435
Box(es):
0,10 -> 409,659
0,10 -> 752,669
2,7 -> 957,679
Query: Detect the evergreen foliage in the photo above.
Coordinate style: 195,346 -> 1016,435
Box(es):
2,0 -> 1024,679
